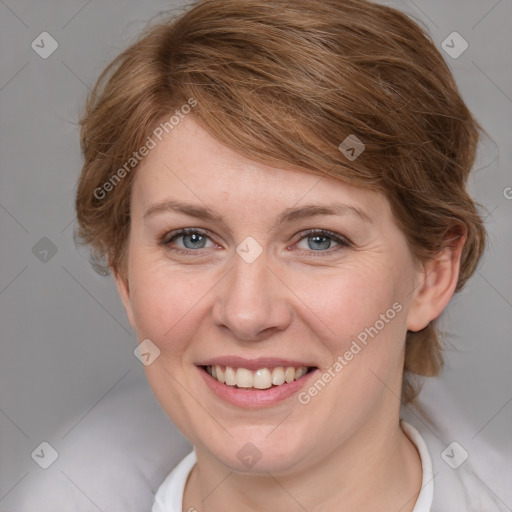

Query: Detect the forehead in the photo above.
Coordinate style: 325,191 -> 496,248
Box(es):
131,117 -> 390,221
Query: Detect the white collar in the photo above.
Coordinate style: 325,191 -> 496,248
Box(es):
153,419 -> 433,512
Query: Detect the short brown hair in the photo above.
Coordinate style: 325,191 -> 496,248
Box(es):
75,0 -> 486,403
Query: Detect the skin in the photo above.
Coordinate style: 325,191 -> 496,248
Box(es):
114,117 -> 465,512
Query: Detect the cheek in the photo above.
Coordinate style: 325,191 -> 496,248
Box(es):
289,262 -> 401,347
127,259 -> 209,355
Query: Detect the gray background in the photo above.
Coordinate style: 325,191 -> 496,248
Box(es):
1,0 -> 511,510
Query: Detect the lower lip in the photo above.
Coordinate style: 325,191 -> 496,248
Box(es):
198,366 -> 318,408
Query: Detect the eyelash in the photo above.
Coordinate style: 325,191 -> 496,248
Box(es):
158,228 -> 351,257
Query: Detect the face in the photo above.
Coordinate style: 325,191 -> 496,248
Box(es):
115,117 -> 428,475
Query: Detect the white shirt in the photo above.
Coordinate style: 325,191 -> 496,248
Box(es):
152,420 -> 434,512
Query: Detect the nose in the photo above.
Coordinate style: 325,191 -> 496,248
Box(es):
212,248 -> 292,342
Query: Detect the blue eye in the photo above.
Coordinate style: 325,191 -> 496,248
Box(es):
161,228 -> 214,251
159,228 -> 350,256
296,230 -> 348,251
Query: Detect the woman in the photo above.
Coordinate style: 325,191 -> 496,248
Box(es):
75,0 -> 493,510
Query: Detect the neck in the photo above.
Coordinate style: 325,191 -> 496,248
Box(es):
183,407 -> 422,512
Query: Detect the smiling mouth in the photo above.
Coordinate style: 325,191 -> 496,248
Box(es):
202,365 -> 316,390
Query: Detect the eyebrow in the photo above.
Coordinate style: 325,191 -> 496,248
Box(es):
143,200 -> 372,226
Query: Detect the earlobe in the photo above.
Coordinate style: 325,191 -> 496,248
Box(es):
406,228 -> 466,332
113,269 -> 136,329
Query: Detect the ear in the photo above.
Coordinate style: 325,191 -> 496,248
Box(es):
406,227 -> 466,332
113,268 -> 136,330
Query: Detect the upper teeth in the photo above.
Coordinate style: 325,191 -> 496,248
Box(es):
206,365 -> 309,389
